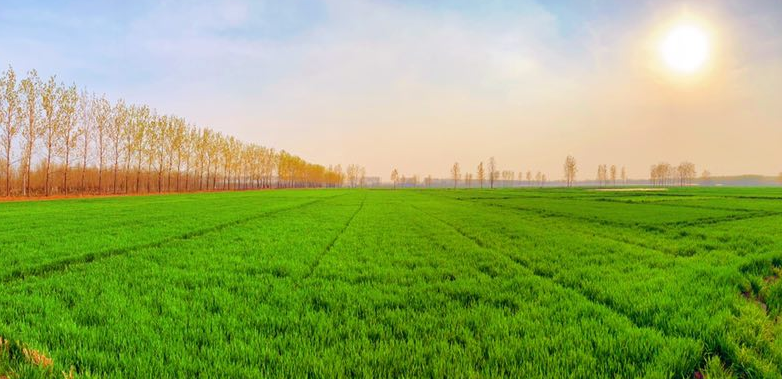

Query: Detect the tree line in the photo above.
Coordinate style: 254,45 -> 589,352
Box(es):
595,164 -> 627,187
0,66 -> 361,197
388,156 -> 710,189
391,157 -> 550,189
649,162 -> 697,187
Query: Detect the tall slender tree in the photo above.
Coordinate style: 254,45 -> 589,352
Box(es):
477,162 -> 485,188
1,66 -> 19,196
58,84 -> 78,195
19,70 -> 40,196
563,155 -> 577,187
77,90 -> 93,193
93,95 -> 111,194
610,165 -> 617,186
451,162 -> 461,189
488,157 -> 497,189
40,76 -> 60,196
109,99 -> 127,194
391,168 -> 399,189
620,166 -> 627,185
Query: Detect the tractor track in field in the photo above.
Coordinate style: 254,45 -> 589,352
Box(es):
299,194 -> 367,283
455,198 -> 772,258
0,195 -> 345,284
424,192 -> 779,259
472,198 -> 772,228
411,204 -> 684,341
451,199 -> 685,256
671,211 -> 782,227
592,197 -> 781,213
417,192 -> 688,257
462,197 -> 778,234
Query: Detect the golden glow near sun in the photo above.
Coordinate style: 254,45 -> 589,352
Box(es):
659,23 -> 711,74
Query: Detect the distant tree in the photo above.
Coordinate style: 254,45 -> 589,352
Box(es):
502,170 -> 514,187
535,171 -> 542,187
128,105 -> 149,192
451,162 -> 461,189
650,162 -> 674,186
610,165 -> 617,186
488,157 -> 497,189
676,162 -> 696,186
477,162 -> 485,188
58,84 -> 78,195
19,70 -> 40,196
181,128 -> 196,191
40,76 -> 59,196
701,170 -> 711,184
391,168 -> 399,189
659,163 -> 673,186
597,164 -> 608,187
77,90 -> 93,193
425,174 -> 432,188
0,66 -> 19,196
93,95 -> 111,193
109,99 -> 128,194
526,171 -> 532,186
465,172 -> 473,188
542,173 -> 547,187
346,163 -> 358,188
778,172 -> 782,186
171,117 -> 187,191
563,155 -> 577,187
331,164 -> 343,188
621,166 -> 627,185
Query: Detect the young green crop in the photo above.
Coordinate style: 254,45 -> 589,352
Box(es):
0,188 -> 781,378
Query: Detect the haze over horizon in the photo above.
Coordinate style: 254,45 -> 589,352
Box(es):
2,0 -> 781,180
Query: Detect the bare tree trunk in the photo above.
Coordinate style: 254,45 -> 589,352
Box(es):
135,159 -> 142,193
63,144 -> 70,195
205,162 -> 211,191
124,158 -> 131,193
80,151 -> 87,194
113,154 -> 119,194
146,161 -> 152,192
176,156 -> 182,192
23,147 -> 32,196
44,144 -> 52,196
4,142 -> 11,196
98,159 -> 103,194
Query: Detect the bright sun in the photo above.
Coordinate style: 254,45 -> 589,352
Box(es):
659,23 -> 710,73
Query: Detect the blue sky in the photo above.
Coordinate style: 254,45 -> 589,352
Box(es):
1,0 -> 781,177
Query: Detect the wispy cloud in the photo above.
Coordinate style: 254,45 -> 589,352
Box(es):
1,0 -> 781,177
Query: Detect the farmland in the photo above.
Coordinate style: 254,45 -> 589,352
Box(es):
1,188 -> 782,378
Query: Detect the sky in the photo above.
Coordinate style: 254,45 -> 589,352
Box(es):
1,0 -> 781,179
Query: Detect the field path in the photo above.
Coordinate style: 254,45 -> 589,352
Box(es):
301,193 -> 367,282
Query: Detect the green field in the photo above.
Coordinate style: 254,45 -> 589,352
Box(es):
2,188 -> 782,378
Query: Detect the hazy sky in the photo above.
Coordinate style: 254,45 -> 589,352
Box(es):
1,0 -> 781,179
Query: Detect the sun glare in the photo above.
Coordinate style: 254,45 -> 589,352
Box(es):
659,23 -> 710,74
